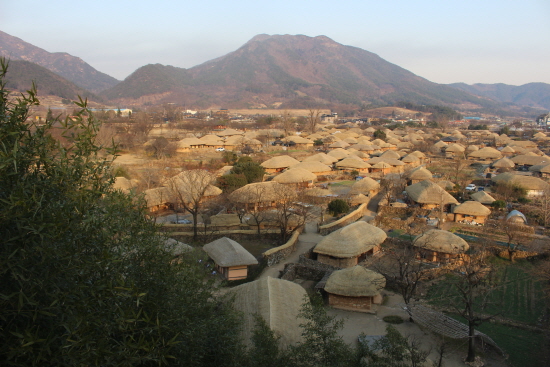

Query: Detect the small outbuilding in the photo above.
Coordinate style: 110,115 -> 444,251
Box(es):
313,221 -> 387,268
203,237 -> 258,280
413,230 -> 469,264
452,201 -> 491,224
324,266 -> 386,313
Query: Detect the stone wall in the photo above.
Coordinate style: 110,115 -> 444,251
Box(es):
328,294 -> 372,311
280,253 -> 340,282
319,203 -> 368,235
263,228 -> 303,266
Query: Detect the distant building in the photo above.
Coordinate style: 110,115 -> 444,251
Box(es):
537,113 -> 550,126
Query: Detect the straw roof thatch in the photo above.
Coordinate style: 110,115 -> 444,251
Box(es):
367,157 -> 405,166
453,201 -> 491,216
144,187 -> 171,207
413,230 -> 469,254
327,148 -> 350,160
329,140 -> 350,148
229,277 -> 308,347
163,238 -> 193,256
510,155 -> 550,166
445,143 -> 465,153
491,172 -> 550,191
165,171 -> 222,202
407,166 -> 433,181
410,151 -> 426,158
401,154 -> 420,163
229,181 -> 296,203
491,157 -> 515,168
349,177 -> 380,195
273,168 -> 317,184
261,155 -> 300,169
349,194 -> 370,205
470,191 -> 496,204
436,180 -> 455,190
335,158 -> 371,169
290,161 -> 333,173
113,177 -> 136,193
304,187 -> 336,198
325,266 -> 386,297
314,221 -> 387,258
302,153 -> 338,165
405,180 -> 458,205
468,147 -> 502,160
500,146 -> 515,154
379,150 -> 401,160
210,214 -> 242,227
203,237 -> 258,267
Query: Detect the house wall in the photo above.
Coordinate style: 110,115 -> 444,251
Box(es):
454,213 -> 488,224
317,254 -> 358,268
328,293 -> 373,312
217,265 -> 248,280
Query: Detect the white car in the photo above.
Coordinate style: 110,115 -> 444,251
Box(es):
215,147 -> 225,152
465,184 -> 476,191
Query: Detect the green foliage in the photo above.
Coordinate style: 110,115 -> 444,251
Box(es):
0,62 -> 245,366
468,124 -> 488,130
231,159 -> 266,184
222,150 -> 238,164
246,315 -> 285,367
518,196 -> 530,204
313,138 -> 324,146
500,125 -> 511,135
289,294 -> 356,367
373,129 -> 386,140
218,173 -> 249,192
366,325 -> 429,367
395,102 -> 462,121
327,199 -> 350,216
382,315 -> 404,324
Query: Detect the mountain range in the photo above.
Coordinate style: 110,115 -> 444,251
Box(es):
1,30 -> 549,115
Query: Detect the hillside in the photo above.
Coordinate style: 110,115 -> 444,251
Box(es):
4,60 -> 99,101
449,82 -> 550,111
0,30 -> 119,93
103,34 -> 505,111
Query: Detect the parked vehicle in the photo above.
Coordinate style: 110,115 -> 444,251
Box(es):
215,147 -> 225,152
465,184 -> 476,191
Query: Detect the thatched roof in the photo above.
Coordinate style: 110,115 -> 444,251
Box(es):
229,277 -> 308,347
379,150 -> 401,160
453,201 -> 491,216
290,161 -> 333,173
335,157 -> 371,169
216,128 -> 243,136
491,157 -> 515,168
349,177 -> 380,194
273,168 -> 317,184
405,180 -> 458,205
314,221 -> 387,258
210,214 -> 242,227
144,187 -> 171,207
113,177 -> 136,192
349,194 -> 370,205
468,147 -> 502,159
410,151 -> 426,158
470,191 -> 496,204
445,143 -> 465,153
436,180 -> 455,190
325,266 -> 385,297
491,172 -> 550,191
500,146 -> 515,153
401,154 -> 420,163
302,153 -> 338,165
327,148 -> 350,160
165,171 -> 221,202
261,155 -> 300,169
367,157 -> 405,166
229,181 -> 296,203
510,155 -> 550,166
203,237 -> 258,267
304,187 -> 336,198
413,230 -> 469,254
164,238 -> 193,256
408,166 -> 433,181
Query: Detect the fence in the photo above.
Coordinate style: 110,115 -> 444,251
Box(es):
263,227 -> 304,266
319,203 -> 368,235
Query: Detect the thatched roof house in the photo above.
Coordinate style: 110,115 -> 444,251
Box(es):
144,187 -> 172,212
407,166 -> 433,184
470,191 -> 496,205
413,229 -> 469,263
327,148 -> 350,160
453,201 -> 492,224
405,180 -> 458,209
335,157 -> 371,172
203,237 -> 258,280
272,168 -> 317,187
261,155 -> 300,173
324,266 -> 386,313
314,221 -> 387,268
289,161 -> 333,175
228,181 -> 296,208
510,155 -> 550,167
229,277 -> 308,347
491,157 -> 515,169
468,147 -> 502,160
349,177 -> 380,196
491,172 -> 550,196
302,153 -> 338,165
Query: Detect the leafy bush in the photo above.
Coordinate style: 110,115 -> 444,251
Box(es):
382,315 -> 404,324
492,200 -> 506,209
327,199 -> 350,216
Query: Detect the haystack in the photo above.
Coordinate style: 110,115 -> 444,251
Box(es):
324,266 -> 386,313
314,221 -> 387,268
203,237 -> 258,280
229,277 -> 308,347
413,229 -> 469,263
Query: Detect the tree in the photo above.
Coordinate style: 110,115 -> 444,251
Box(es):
166,169 -> 218,241
327,199 -> 349,216
0,61 -> 245,366
289,294 -> 356,367
373,129 -> 387,140
231,157 -> 266,184
281,110 -> 294,136
307,109 -> 321,134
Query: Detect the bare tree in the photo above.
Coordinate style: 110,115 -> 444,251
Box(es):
532,188 -> 550,227
228,184 -> 271,238
281,110 -> 294,137
380,174 -> 406,205
272,187 -> 312,243
306,109 -> 321,134
166,169 -> 218,241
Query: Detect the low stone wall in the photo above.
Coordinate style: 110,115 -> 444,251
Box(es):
319,203 -> 368,235
280,253 -> 340,282
263,228 -> 303,266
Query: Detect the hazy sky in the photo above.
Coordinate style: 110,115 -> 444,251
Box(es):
2,0 -> 549,85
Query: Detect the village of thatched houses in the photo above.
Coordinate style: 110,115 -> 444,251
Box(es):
313,221 -> 387,268
324,266 -> 386,313
203,237 -> 258,280
413,229 -> 470,264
